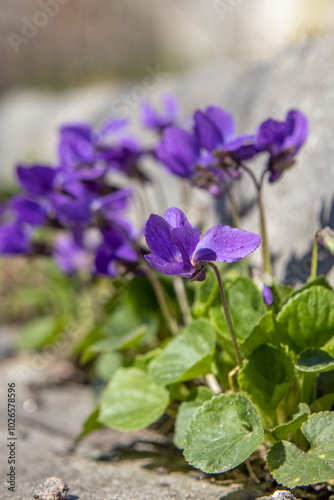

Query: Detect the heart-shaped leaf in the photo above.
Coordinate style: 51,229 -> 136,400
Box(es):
275,286 -> 334,354
148,319 -> 216,386
271,403 -> 310,440
238,345 -> 295,413
295,349 -> 334,373
98,367 -> 169,431
174,387 -> 213,449
210,277 -> 266,344
183,393 -> 264,473
268,412 -> 334,487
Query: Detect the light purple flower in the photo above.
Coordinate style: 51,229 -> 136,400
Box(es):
144,207 -> 261,281
140,95 -> 178,131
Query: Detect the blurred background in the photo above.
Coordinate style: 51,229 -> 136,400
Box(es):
1,0 -> 334,182
1,0 -> 334,317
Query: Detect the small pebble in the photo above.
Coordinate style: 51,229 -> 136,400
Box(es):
258,491 -> 300,500
33,477 -> 69,500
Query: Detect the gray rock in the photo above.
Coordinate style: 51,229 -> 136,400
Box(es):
258,491 -> 299,500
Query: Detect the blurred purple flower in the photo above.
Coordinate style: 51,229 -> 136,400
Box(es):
156,126 -> 199,179
144,207 -> 260,281
257,109 -> 309,182
262,284 -> 274,306
140,95 -> 178,131
95,225 -> 138,277
0,223 -> 31,254
54,230 -> 92,274
12,197 -> 47,226
17,165 -> 56,197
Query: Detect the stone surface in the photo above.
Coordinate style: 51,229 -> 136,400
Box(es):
0,330 -> 270,500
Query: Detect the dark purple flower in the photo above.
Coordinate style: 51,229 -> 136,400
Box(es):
0,223 -> 31,254
49,193 -> 91,226
11,197 -> 47,226
144,207 -> 260,281
194,106 -> 257,162
95,225 -> 138,277
140,95 -> 178,131
257,110 -> 309,182
156,126 -> 199,179
17,165 -> 56,197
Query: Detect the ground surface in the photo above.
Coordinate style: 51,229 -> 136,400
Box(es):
0,327 -> 287,500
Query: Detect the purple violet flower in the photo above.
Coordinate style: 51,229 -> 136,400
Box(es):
262,284 -> 274,306
257,109 -> 309,182
194,106 -> 257,162
11,197 -> 47,226
0,222 -> 31,255
54,230 -> 92,274
144,207 -> 260,281
156,126 -> 199,179
140,95 -> 178,132
17,165 -> 56,197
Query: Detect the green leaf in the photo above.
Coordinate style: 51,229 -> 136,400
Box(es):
94,352 -> 122,382
76,406 -> 102,442
174,387 -> 213,449
98,367 -> 169,431
275,286 -> 334,354
267,440 -> 334,488
183,393 -> 264,473
210,277 -> 266,344
240,311 -> 277,357
310,393 -> 334,412
271,281 -> 294,310
148,319 -> 216,386
271,403 -> 310,440
268,412 -> 334,487
302,411 -> 334,461
238,345 -> 295,413
16,316 -> 63,350
191,269 -> 219,318
295,349 -> 334,373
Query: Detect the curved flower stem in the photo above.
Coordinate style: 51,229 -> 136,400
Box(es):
141,258 -> 178,336
258,188 -> 272,276
224,184 -> 249,277
207,262 -> 242,367
309,232 -> 319,282
240,164 -> 272,276
173,276 -> 192,325
173,275 -> 222,394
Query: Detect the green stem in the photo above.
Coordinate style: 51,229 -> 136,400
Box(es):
141,258 -> 178,336
173,276 -> 192,325
240,163 -> 272,276
225,185 -> 249,277
208,262 -> 242,367
301,372 -> 317,405
309,233 -> 319,282
258,188 -> 272,276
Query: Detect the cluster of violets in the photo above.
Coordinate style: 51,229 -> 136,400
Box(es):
0,95 -> 308,288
